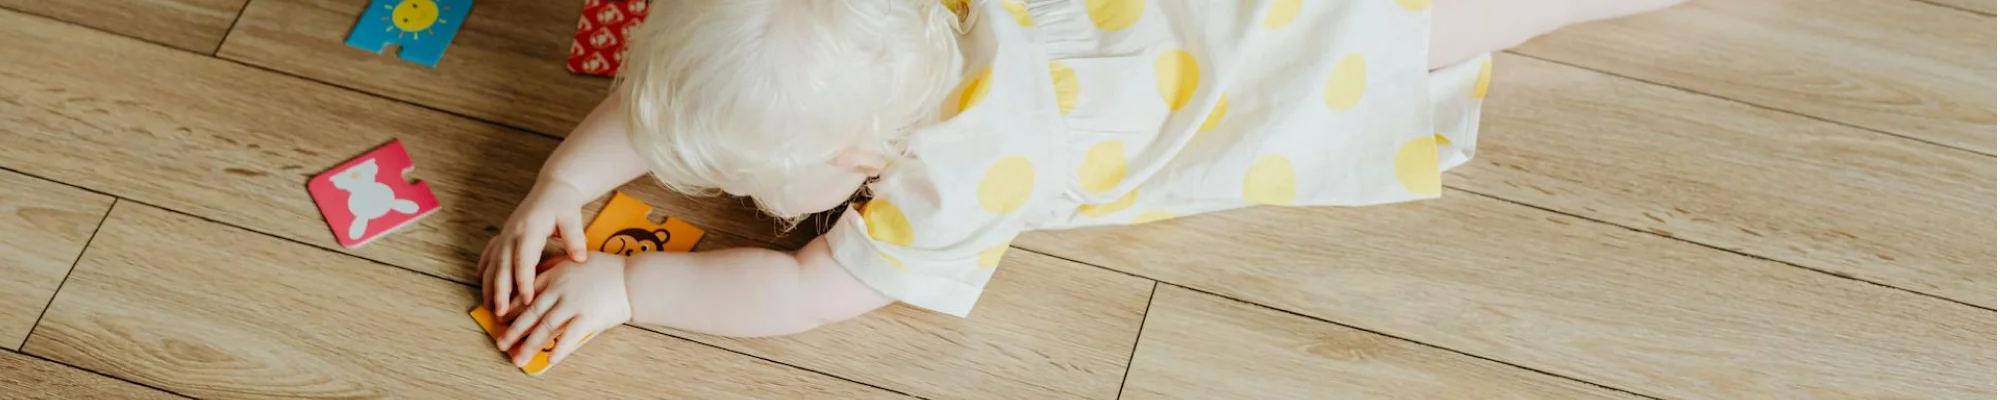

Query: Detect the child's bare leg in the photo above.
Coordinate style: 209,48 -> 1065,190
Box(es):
1429,0 -> 1688,69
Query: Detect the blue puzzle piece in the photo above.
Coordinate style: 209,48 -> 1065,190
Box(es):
345,0 -> 473,67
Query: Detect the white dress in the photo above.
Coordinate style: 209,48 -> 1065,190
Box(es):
826,0 -> 1492,317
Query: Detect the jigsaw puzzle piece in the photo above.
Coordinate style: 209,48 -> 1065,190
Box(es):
346,0 -> 474,67
469,305 -> 596,376
583,192 -> 704,256
307,140 -> 441,248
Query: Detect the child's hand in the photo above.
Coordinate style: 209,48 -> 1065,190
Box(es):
495,253 -> 632,367
478,180 -> 592,316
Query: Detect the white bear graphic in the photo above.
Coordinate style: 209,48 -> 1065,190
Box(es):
331,159 -> 421,240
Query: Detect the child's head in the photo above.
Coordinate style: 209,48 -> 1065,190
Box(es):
619,0 -> 960,219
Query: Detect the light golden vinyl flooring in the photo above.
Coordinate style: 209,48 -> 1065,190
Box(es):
0,0 -> 1993,398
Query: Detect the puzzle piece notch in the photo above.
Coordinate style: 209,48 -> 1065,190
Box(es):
583,192 -> 704,256
307,139 -> 441,248
346,0 -> 474,67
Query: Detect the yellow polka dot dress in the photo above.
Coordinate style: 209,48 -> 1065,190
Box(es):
827,0 -> 1491,317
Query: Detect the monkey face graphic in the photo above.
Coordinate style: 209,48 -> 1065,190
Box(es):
601,228 -> 670,256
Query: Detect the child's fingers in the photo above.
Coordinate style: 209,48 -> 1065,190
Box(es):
510,302 -> 567,366
497,295 -> 556,351
548,320 -> 592,365
513,226 -> 552,304
492,247 -> 516,316
557,216 -> 588,262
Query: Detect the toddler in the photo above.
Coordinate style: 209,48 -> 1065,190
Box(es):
481,0 -> 1686,367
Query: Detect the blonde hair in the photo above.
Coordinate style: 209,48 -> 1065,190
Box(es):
618,0 -> 960,217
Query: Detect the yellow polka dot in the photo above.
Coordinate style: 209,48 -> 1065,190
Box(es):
1079,141 -> 1127,194
1263,0 -> 1301,28
1132,210 -> 1176,224
878,251 -> 907,271
1243,155 -> 1297,205
1155,49 -> 1199,111
977,244 -> 1009,268
1198,94 -> 1228,134
954,67 -> 993,114
1050,62 -> 1080,115
1324,54 -> 1367,111
1396,0 -> 1432,11
863,199 -> 914,246
979,156 -> 1036,214
1394,135 -> 1442,196
1078,189 -> 1138,217
1003,0 -> 1034,26
1471,58 -> 1492,100
1085,0 -> 1144,31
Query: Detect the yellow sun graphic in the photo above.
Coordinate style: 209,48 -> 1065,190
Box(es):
382,0 -> 450,39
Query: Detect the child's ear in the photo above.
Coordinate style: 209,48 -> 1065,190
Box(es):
832,148 -> 888,177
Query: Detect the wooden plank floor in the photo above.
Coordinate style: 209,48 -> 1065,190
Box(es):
0,0 -> 1990,398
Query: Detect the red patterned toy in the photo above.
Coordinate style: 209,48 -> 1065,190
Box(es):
567,0 -> 650,77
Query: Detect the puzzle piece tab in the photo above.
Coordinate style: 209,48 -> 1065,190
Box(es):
307,139 -> 441,248
346,0 -> 473,67
584,192 -> 704,256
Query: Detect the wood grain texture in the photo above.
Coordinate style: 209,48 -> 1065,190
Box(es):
1015,194 -> 1996,399
1468,54 -> 1995,306
547,178 -> 1151,399
25,203 -> 903,399
688,235 -> 1152,399
0,172 -> 112,350
1514,0 -> 1996,153
0,7 -> 766,285
1123,287 -> 1637,400
0,350 -> 181,399
0,0 -> 247,53
218,0 -> 607,136
1923,0 -> 1996,15
0,10 -> 1148,398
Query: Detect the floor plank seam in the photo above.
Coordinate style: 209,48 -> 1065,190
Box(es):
1164,282 -> 1664,400
209,2 -> 254,56
1449,187 -> 1994,311
1909,0 -> 1997,16
0,6 -> 211,62
3,347 -> 200,399
1007,247 -> 1665,399
210,55 -> 572,143
1112,282 -> 1159,400
18,198 -> 116,350
30,7 -> 1979,314
4,6 -> 1988,397
1502,51 -> 1997,158
1,8 -> 573,144
0,165 -> 927,398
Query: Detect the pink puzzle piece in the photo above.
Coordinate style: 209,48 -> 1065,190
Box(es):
307,140 -> 441,248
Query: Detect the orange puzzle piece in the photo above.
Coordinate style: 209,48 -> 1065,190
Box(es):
583,192 -> 704,256
469,305 -> 596,376
469,192 -> 702,376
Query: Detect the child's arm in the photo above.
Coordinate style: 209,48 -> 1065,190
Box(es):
538,93 -> 652,196
621,236 -> 893,337
496,236 -> 892,366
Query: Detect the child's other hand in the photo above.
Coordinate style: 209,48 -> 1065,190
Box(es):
495,253 -> 632,367
478,180 -> 591,316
